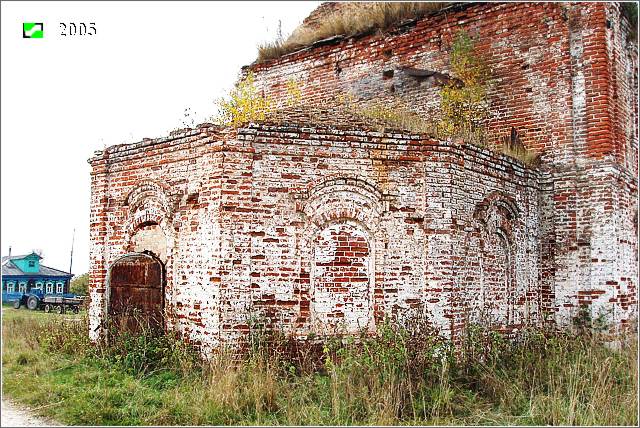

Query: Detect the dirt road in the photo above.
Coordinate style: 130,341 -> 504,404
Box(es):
1,399 -> 62,427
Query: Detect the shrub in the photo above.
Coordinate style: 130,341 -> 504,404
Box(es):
213,72 -> 275,128
213,74 -> 302,128
438,31 -> 491,145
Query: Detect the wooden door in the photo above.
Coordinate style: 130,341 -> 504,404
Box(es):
108,253 -> 164,332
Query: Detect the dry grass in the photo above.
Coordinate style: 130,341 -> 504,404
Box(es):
257,2 -> 453,62
261,98 -> 541,167
496,127 -> 541,167
498,140 -> 540,166
2,308 -> 638,425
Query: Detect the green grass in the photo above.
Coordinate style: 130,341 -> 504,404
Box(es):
2,309 -> 638,426
1,305 -> 83,321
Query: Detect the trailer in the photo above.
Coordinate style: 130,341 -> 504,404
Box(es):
12,291 -> 83,314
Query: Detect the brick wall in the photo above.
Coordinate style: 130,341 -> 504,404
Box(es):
247,2 -> 637,168
89,2 -> 637,351
245,1 -> 638,332
89,120 -> 541,352
88,125 -> 227,347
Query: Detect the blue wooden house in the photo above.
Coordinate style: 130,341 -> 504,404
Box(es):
1,252 -> 73,302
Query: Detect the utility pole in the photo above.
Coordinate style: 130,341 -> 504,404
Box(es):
69,228 -> 75,275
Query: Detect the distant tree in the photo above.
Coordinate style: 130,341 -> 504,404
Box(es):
622,2 -> 638,41
70,273 -> 89,296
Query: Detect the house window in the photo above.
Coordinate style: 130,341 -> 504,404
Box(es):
7,282 -> 15,293
18,282 -> 27,293
56,283 -> 64,294
46,282 -> 53,294
28,261 -> 35,267
35,282 -> 43,291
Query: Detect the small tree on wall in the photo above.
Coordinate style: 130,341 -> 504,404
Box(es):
213,73 -> 302,128
214,73 -> 274,127
438,31 -> 491,145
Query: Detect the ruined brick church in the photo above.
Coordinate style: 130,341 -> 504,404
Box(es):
89,2 -> 638,353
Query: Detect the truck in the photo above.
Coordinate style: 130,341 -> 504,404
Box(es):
12,289 -> 83,314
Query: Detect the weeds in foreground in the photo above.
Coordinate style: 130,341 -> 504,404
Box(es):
2,309 -> 637,426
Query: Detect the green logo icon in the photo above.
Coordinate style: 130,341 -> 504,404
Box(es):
23,23 -> 43,38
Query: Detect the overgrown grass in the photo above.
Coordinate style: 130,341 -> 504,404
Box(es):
263,98 -> 541,166
2,308 -> 637,425
257,2 -> 453,63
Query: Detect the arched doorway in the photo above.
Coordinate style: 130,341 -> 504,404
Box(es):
108,252 -> 165,332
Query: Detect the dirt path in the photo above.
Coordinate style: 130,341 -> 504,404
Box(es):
1,399 -> 62,427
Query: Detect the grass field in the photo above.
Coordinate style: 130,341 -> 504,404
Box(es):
2,307 -> 638,426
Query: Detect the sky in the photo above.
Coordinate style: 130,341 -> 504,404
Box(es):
1,0 -> 321,276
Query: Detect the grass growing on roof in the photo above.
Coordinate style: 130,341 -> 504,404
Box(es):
257,2 -> 454,63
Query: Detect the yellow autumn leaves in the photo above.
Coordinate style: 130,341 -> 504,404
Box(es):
438,32 -> 491,145
214,73 -> 301,127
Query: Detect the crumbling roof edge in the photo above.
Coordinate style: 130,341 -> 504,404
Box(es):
245,1 -> 475,70
88,123 -> 235,164
237,121 -> 540,173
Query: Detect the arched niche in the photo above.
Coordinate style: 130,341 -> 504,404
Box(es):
123,181 -> 174,264
310,219 -> 374,334
296,178 -> 387,335
472,192 -> 520,327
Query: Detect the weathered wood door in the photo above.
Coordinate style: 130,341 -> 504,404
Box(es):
108,253 -> 164,332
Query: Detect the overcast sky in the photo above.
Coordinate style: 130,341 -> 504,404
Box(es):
1,1 -> 320,276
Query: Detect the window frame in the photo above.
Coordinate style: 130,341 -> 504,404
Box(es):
46,282 -> 53,294
56,282 -> 64,294
7,282 -> 15,293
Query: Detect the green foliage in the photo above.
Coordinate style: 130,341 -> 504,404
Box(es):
2,308 -> 637,426
70,273 -> 89,295
103,331 -> 200,375
622,2 -> 638,41
438,31 -> 491,145
38,315 -> 93,355
572,305 -> 611,334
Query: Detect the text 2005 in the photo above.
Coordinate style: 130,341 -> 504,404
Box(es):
60,23 -> 96,36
